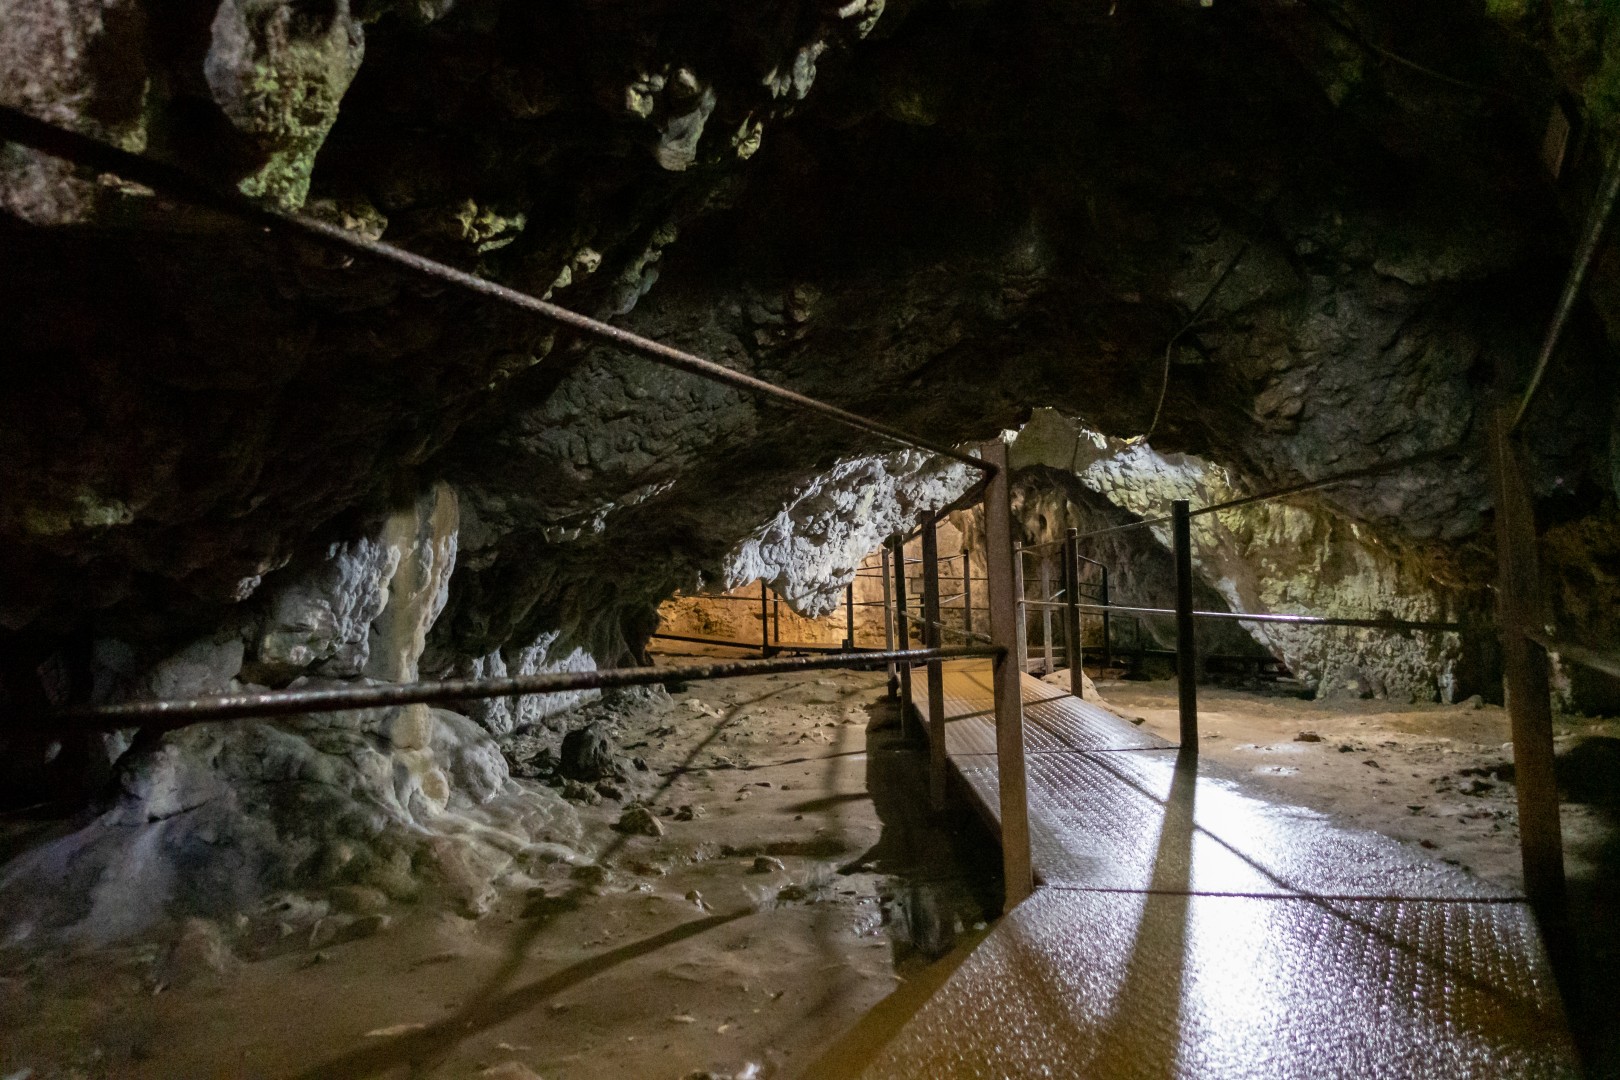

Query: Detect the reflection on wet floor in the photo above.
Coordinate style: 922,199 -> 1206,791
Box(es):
857,662 -> 1582,1079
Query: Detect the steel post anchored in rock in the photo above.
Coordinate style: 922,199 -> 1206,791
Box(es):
982,438 -> 1033,908
759,580 -> 772,656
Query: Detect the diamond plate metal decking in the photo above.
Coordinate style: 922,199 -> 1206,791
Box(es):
863,661 -> 1579,1079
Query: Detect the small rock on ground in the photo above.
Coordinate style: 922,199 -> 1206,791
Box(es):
560,778 -> 601,804
159,918 -> 238,989
560,722 -> 615,781
614,805 -> 664,837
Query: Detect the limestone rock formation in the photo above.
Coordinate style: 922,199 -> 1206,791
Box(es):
721,451 -> 976,616
1000,411 -> 1471,702
0,482 -> 583,945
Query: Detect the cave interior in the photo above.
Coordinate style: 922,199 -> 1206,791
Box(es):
3,0 -> 1620,1076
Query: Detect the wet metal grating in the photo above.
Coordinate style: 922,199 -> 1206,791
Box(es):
883,661 -> 1578,1077
924,664 -> 1171,756
862,890 -> 1578,1079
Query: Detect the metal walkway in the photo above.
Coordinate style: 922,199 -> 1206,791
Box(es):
862,662 -> 1581,1079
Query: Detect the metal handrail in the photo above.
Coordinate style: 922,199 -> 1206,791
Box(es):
865,596 -> 994,645
0,106 -> 995,480
51,646 -> 1002,731
1074,602 -> 1463,632
1072,445 -> 1463,542
1521,628 -> 1620,680
650,631 -> 867,654
668,593 -> 767,604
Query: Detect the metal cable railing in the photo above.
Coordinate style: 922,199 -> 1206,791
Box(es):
1071,445 -> 1464,542
15,100 -> 1569,927
852,595 -> 992,645
666,593 -> 764,604
1522,628 -> 1620,681
0,105 -> 1017,732
54,646 -> 1000,731
0,105 -> 994,481
1074,602 -> 1464,633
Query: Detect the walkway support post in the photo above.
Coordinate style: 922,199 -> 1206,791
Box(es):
1100,564 -> 1112,670
983,439 -> 1033,907
844,583 -> 856,650
1173,499 -> 1199,750
892,535 -> 913,730
921,514 -> 948,813
759,581 -> 771,658
1064,528 -> 1083,698
1014,542 -> 1028,673
882,547 -> 897,699
963,551 -> 974,636
1040,556 -> 1055,674
1489,407 -> 1568,938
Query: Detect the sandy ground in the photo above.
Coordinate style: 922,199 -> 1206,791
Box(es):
0,662 -> 999,1080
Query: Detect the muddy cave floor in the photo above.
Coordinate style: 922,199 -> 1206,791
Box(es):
1,662 -> 1617,1080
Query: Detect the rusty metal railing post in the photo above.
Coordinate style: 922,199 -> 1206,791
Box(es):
892,535 -> 913,730
1173,500 -> 1199,750
1064,528 -> 1083,698
962,550 -> 974,637
1100,564 -> 1112,670
881,546 -> 897,699
1489,406 -> 1568,942
844,582 -> 856,650
759,580 -> 771,658
983,439 -> 1033,907
921,514 -> 948,812
1014,542 -> 1028,673
1039,555 -> 1055,674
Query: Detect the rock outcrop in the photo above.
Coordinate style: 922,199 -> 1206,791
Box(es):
1000,411 -> 1472,702
0,483 -> 583,945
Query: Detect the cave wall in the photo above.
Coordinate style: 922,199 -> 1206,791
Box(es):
8,0 -> 1620,936
1002,411 -> 1475,701
9,0 -> 1616,686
